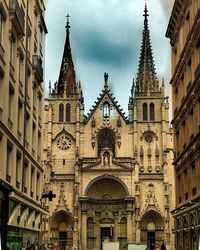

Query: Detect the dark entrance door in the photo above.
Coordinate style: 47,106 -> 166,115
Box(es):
147,232 -> 155,250
59,231 -> 67,249
101,227 -> 111,250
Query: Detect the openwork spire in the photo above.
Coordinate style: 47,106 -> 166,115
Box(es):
57,14 -> 76,95
135,4 -> 159,93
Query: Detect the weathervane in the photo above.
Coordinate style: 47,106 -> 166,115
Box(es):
65,13 -> 71,30
144,1 -> 149,18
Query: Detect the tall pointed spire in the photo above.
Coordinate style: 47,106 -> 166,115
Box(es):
135,4 -> 159,93
57,14 -> 76,96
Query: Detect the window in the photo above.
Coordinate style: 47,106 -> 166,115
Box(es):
23,160 -> 28,193
150,103 -> 155,121
37,131 -> 41,159
98,128 -> 115,156
103,102 -> 110,118
36,172 -> 40,200
16,150 -> 22,188
31,166 -> 35,197
6,140 -> 13,182
59,103 -> 64,122
0,75 -> 3,109
32,122 -> 36,153
185,192 -> 188,200
8,83 -> 14,121
66,103 -> 70,122
192,187 -> 196,196
25,111 -> 30,149
26,69 -> 31,98
0,11 -> 4,45
17,98 -> 23,135
143,103 -> 148,121
19,56 -> 23,83
10,36 -> 16,66
33,84 -> 37,110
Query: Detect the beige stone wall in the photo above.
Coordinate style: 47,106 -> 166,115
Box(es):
43,83 -> 175,249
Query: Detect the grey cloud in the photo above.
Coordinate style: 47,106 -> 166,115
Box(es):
45,0 -> 172,114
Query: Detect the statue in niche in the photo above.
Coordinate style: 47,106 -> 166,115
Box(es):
103,151 -> 110,166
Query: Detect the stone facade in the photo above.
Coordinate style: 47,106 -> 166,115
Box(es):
43,6 -> 175,250
166,0 -> 200,249
0,0 -> 47,249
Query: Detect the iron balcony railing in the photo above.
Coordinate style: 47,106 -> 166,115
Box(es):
32,55 -> 43,82
9,0 -> 25,36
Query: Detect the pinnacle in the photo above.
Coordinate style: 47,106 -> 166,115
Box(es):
57,15 -> 76,96
135,4 -> 158,93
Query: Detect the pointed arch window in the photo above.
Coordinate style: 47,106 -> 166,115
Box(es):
66,103 -> 71,122
103,102 -> 110,118
98,128 -> 115,156
143,103 -> 148,121
150,103 -> 155,121
59,104 -> 64,122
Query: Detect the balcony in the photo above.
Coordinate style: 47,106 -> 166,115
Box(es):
32,55 -> 43,82
9,0 -> 25,36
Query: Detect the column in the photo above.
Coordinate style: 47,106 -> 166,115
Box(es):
127,211 -> 133,242
73,205 -> 79,248
95,212 -> 101,250
114,212 -> 119,242
132,210 -> 136,242
81,211 -> 87,250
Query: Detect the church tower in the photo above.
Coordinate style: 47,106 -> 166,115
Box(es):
43,6 -> 175,250
43,15 -> 84,247
129,4 -> 175,248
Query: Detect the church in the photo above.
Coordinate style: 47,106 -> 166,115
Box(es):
42,5 -> 175,250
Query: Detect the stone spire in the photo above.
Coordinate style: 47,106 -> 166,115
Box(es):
135,4 -> 159,93
57,14 -> 76,96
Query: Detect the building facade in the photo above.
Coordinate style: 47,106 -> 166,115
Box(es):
166,0 -> 200,249
43,6 -> 175,250
0,0 -> 47,249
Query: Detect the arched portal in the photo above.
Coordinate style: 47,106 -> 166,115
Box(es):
85,176 -> 129,200
140,210 -> 164,250
81,176 -> 132,250
50,210 -> 74,249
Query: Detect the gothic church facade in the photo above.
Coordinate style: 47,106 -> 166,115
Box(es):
43,6 -> 175,250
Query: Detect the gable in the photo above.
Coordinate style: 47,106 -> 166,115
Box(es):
84,88 -> 129,124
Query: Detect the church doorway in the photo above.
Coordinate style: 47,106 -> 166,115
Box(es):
140,210 -> 164,248
101,226 -> 113,249
59,231 -> 67,248
147,232 -> 155,250
82,175 -> 133,250
49,210 -> 73,249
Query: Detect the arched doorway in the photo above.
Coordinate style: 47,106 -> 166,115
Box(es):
50,210 -> 73,249
81,175 -> 133,250
140,210 -> 164,249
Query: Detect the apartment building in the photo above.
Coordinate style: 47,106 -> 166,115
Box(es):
0,0 -> 47,249
166,0 -> 200,249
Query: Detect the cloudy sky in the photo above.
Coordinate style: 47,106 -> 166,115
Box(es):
45,0 -> 174,114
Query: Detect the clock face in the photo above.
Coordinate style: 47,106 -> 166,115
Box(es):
144,133 -> 153,143
57,135 -> 72,150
